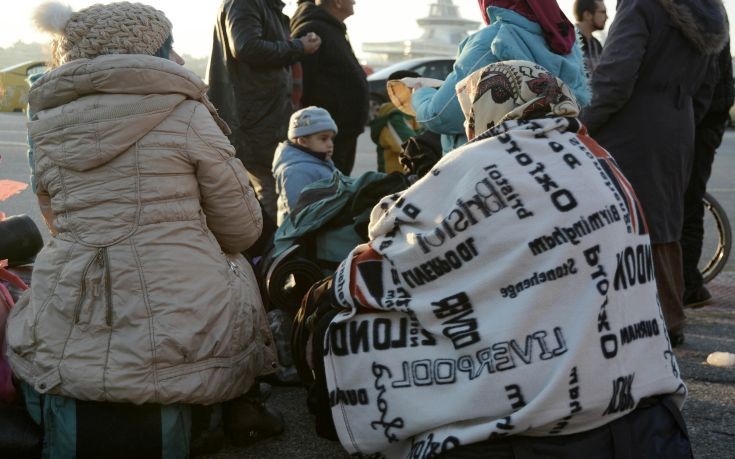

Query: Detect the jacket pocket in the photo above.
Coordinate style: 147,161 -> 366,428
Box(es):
73,248 -> 112,328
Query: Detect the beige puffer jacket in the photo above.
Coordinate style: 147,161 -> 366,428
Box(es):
6,55 -> 278,405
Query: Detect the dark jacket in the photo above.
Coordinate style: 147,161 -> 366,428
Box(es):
696,39 -> 734,154
207,0 -> 305,150
290,2 -> 369,133
580,0 -> 728,243
578,32 -> 603,75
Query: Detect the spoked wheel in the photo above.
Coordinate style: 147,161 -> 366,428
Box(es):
700,192 -> 732,284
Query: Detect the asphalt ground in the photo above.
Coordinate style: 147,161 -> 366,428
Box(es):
1,114 -> 734,457
204,128 -> 735,458
202,275 -> 735,459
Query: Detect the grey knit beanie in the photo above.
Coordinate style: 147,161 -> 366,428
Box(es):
288,106 -> 338,140
33,1 -> 172,67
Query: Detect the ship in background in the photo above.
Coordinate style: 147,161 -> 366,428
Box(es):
362,0 -> 479,66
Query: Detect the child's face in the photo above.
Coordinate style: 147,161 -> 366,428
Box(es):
297,131 -> 335,160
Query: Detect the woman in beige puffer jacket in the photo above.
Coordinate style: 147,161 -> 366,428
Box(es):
6,5 -> 277,407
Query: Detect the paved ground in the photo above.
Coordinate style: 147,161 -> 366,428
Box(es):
206,129 -> 735,457
2,114 -> 734,457
206,277 -> 735,459
675,272 -> 735,458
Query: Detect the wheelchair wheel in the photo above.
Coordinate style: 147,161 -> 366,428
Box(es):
265,245 -> 326,313
700,192 -> 732,284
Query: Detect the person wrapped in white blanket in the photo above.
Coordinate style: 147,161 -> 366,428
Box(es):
319,60 -> 692,458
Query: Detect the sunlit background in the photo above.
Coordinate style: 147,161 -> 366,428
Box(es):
0,1 -> 629,58
1,1 -> 733,68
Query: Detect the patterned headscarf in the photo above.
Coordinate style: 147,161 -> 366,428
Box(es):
478,0 -> 576,55
456,60 -> 580,140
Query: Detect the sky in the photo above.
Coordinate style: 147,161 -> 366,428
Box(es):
2,0 -> 734,60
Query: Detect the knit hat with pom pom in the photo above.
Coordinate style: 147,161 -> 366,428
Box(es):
33,1 -> 172,67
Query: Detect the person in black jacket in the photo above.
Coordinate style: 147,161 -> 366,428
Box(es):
291,0 -> 369,175
580,0 -> 728,346
207,0 -> 321,221
681,39 -> 734,308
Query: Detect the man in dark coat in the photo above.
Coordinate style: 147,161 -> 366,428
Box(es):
291,0 -> 369,175
681,39 -> 734,308
207,0 -> 321,220
580,0 -> 728,345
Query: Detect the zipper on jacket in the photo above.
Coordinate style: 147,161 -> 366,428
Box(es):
73,249 -> 103,324
102,247 -> 113,327
228,260 -> 245,279
72,248 -> 112,326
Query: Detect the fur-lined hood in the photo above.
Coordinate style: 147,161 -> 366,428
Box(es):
659,0 -> 728,55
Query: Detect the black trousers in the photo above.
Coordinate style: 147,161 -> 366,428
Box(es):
332,130 -> 362,176
232,129 -> 280,222
680,141 -> 716,291
441,396 -> 692,459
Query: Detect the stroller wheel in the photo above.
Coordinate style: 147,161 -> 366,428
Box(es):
266,247 -> 325,313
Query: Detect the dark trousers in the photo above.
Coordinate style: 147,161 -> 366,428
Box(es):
232,130 -> 279,222
332,130 -> 362,176
441,396 -> 692,459
653,241 -> 686,332
680,142 -> 716,291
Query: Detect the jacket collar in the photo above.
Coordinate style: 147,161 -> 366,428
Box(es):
266,0 -> 286,12
658,0 -> 728,55
288,140 -> 329,161
28,55 -> 230,172
30,54 -> 229,134
293,2 -> 346,33
30,55 -> 208,112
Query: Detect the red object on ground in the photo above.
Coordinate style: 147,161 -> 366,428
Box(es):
0,180 -> 28,202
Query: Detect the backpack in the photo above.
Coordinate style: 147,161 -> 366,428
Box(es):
1,265 -> 43,458
0,265 -> 29,403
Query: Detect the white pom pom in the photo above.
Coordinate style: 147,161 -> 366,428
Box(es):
32,1 -> 74,35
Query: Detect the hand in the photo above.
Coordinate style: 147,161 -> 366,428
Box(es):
400,77 -> 424,92
300,32 -> 321,55
400,77 -> 443,92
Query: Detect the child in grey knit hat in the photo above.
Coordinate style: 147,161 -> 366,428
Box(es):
272,106 -> 339,225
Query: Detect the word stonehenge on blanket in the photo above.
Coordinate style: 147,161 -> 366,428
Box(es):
500,258 -> 577,298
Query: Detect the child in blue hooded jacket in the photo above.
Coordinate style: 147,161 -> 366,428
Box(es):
272,106 -> 338,225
